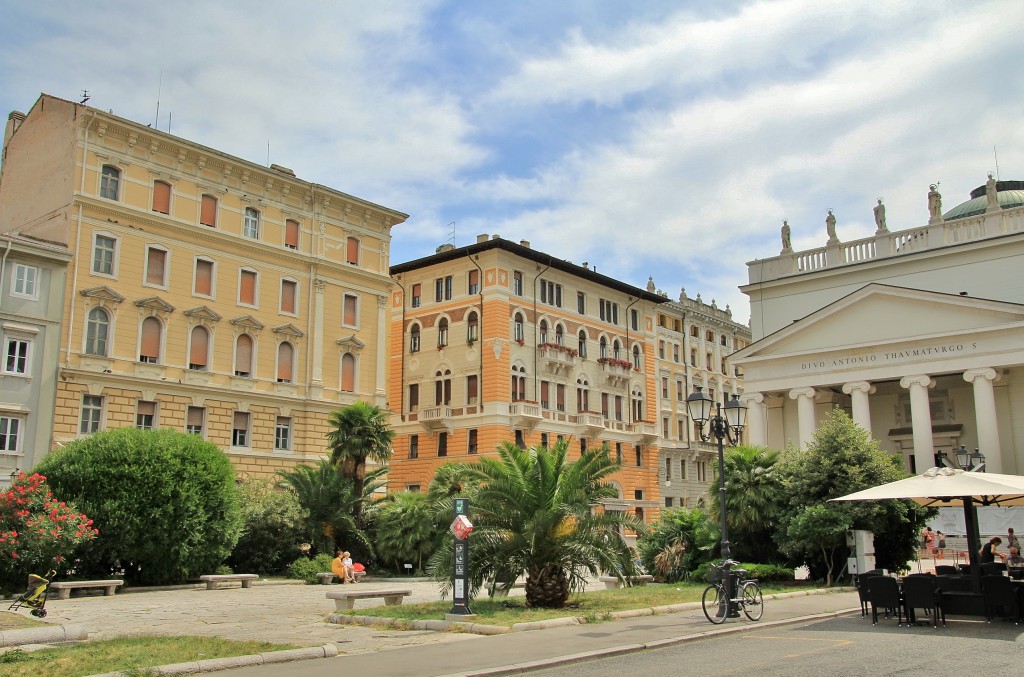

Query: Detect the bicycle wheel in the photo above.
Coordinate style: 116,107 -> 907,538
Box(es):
742,582 -> 763,621
702,584 -> 728,624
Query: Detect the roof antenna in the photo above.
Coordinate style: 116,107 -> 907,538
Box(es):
154,68 -> 163,128
447,221 -> 456,245
994,145 -> 1000,181
80,90 -> 90,104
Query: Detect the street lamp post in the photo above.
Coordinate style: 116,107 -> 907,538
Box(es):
934,445 -> 986,473
686,387 -> 747,613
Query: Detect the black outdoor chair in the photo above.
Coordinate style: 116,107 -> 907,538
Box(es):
902,575 -> 944,627
867,575 -> 904,626
855,570 -> 882,616
980,563 -> 1001,576
981,575 -> 1021,624
935,565 -> 957,576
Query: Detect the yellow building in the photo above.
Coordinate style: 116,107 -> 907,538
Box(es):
0,94 -> 407,478
388,235 -> 667,525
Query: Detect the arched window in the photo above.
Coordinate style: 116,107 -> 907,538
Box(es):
613,340 -> 621,359
600,336 -> 608,359
511,365 -> 527,401
189,326 -> 210,371
514,313 -> 524,342
576,378 -> 590,412
467,311 -> 479,342
85,307 -> 110,356
632,345 -> 641,369
341,353 -> 356,392
100,165 -> 120,200
277,342 -> 294,383
139,317 -> 162,363
539,320 -> 548,344
437,318 -> 449,348
435,369 -> 451,405
410,324 -> 421,353
554,324 -> 564,345
578,330 -> 588,358
721,334 -> 728,346
631,386 -> 644,421
235,334 -> 254,377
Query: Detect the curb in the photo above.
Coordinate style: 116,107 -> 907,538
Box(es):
0,624 -> 88,647
328,613 -> 511,635
85,643 -> 339,676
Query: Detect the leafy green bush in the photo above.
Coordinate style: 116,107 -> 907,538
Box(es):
691,561 -> 793,584
227,479 -> 304,575
636,508 -> 716,583
288,553 -> 334,583
34,428 -> 242,585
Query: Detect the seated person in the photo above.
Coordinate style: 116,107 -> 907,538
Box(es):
342,551 -> 356,583
980,537 -> 1005,564
1007,546 -> 1024,569
331,550 -> 347,582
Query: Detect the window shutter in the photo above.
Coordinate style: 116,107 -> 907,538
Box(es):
341,353 -> 355,392
541,381 -> 549,405
467,375 -> 478,400
200,194 -> 217,226
146,248 -> 166,285
281,280 -> 296,313
190,326 -> 209,366
233,412 -> 248,429
343,295 -> 357,326
285,219 -> 300,249
409,383 -> 419,407
236,335 -> 253,373
152,181 -> 171,214
195,260 -> 213,296
137,401 -> 155,416
240,270 -> 257,305
277,342 -> 293,382
557,384 -> 565,409
187,406 -> 204,427
346,237 -> 359,264
140,317 -> 161,360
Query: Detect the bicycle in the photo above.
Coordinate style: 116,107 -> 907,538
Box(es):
702,560 -> 764,624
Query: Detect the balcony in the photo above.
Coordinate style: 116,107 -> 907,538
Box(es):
508,401 -> 542,430
597,358 -> 633,386
577,412 -> 605,437
419,406 -> 453,433
633,421 -> 659,444
538,343 -> 577,375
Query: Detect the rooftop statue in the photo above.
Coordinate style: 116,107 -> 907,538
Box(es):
928,184 -> 943,223
826,209 -> 838,244
874,198 -> 888,233
780,220 -> 792,252
986,173 -> 999,210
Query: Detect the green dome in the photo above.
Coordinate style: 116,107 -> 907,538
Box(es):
943,180 -> 1024,221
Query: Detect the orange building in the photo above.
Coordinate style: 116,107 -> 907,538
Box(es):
388,235 -> 666,524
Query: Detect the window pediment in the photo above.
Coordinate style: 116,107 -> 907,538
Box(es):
273,323 -> 304,338
231,315 -> 265,331
135,296 -> 175,313
80,286 -> 125,304
336,334 -> 365,351
184,306 -> 222,322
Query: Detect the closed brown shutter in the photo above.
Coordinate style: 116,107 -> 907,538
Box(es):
281,280 -> 296,314
343,294 -> 357,326
187,406 -> 204,427
140,317 -> 161,360
341,353 -> 355,392
236,334 -> 253,374
147,248 -> 166,285
190,326 -> 209,366
346,237 -> 359,264
233,411 -> 248,429
285,219 -> 300,249
240,270 -> 257,305
541,381 -> 549,406
277,342 -> 293,382
557,384 -> 565,409
468,269 -> 479,288
467,375 -> 478,402
152,181 -> 171,214
137,401 -> 155,416
195,259 -> 213,296
200,194 -> 217,227
409,383 -> 419,408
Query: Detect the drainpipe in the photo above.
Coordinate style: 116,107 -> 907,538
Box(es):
303,186 -> 319,404
624,296 -> 640,425
468,253 -> 484,408
392,274 -> 406,419
530,256 -> 552,404
0,238 -> 12,310
65,111 -> 97,366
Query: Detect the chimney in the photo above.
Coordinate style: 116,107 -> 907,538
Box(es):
476,234 -> 489,243
4,111 -> 26,150
520,240 -> 531,249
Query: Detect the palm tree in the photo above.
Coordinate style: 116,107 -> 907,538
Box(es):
429,439 -> 643,608
374,491 -> 437,573
708,445 -> 782,562
325,401 -> 395,516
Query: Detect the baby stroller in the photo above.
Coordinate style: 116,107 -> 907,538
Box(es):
8,569 -> 55,618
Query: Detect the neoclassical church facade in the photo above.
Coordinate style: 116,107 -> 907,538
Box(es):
732,177 -> 1024,475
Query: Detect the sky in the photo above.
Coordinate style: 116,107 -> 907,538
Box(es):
1,0 -> 1021,324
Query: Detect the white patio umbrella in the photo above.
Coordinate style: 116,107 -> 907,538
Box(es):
832,467 -> 1024,591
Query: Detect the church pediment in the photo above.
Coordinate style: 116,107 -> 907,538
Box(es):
80,286 -> 125,303
273,323 -> 304,338
135,296 -> 175,313
184,306 -> 222,322
735,284 -> 1024,361
230,315 -> 265,331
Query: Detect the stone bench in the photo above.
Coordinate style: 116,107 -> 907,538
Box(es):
316,571 -> 365,585
598,574 -> 655,590
326,588 -> 412,611
199,574 -> 259,590
49,579 -> 124,600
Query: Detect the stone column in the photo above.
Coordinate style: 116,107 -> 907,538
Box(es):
311,280 -> 325,394
963,368 -> 1002,473
789,387 -> 817,449
375,295 -> 388,400
842,381 -> 875,437
900,375 -> 934,473
741,392 -> 766,447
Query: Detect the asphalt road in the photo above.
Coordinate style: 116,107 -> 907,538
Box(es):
530,613 -> 1024,676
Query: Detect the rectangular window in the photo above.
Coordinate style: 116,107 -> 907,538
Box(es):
513,271 -> 523,296
80,395 -> 103,434
468,429 -> 478,454
540,432 -> 549,448
145,247 -> 167,287
93,235 -> 116,276
634,488 -> 643,500
661,377 -> 669,399
409,434 -> 419,459
243,208 -> 260,239
408,383 -> 419,411
285,219 -> 300,250
343,293 -> 358,327
467,375 -> 478,405
673,344 -> 680,363
99,165 -> 120,200
556,384 -> 566,412
275,417 -> 292,451
186,406 -> 205,436
540,279 -> 562,307
599,299 -> 619,324
232,411 -> 250,447
0,416 -> 22,453
3,337 -> 30,375
11,264 -> 38,298
437,432 -> 448,457
200,194 -> 218,227
281,279 -> 297,314
665,497 -> 673,508
615,442 -> 623,464
136,401 -> 156,430
676,380 -> 684,402
467,269 -> 479,295
721,358 -> 727,374
411,283 -> 421,308
577,291 -> 586,314
635,445 -> 643,467
540,381 -> 550,409
658,341 -> 665,359
435,278 -> 443,302
346,237 -> 360,265
680,457 -> 688,480
194,259 -> 214,297
601,393 -> 609,418
631,309 -> 639,331
152,180 -> 171,214
665,457 -> 672,480
239,269 -> 258,306
678,419 -> 685,440
444,276 -> 453,300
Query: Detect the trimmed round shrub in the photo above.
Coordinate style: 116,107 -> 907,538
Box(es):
227,479 -> 305,575
35,428 -> 242,585
288,553 -> 334,583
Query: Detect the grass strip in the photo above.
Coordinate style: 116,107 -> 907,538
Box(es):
0,635 -> 299,677
0,611 -> 49,630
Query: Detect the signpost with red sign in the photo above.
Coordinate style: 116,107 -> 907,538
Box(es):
449,497 -> 473,616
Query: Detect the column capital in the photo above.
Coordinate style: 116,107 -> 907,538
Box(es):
788,387 -> 816,401
963,367 -> 999,384
842,381 -> 876,396
740,392 -> 764,405
899,375 -> 933,390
